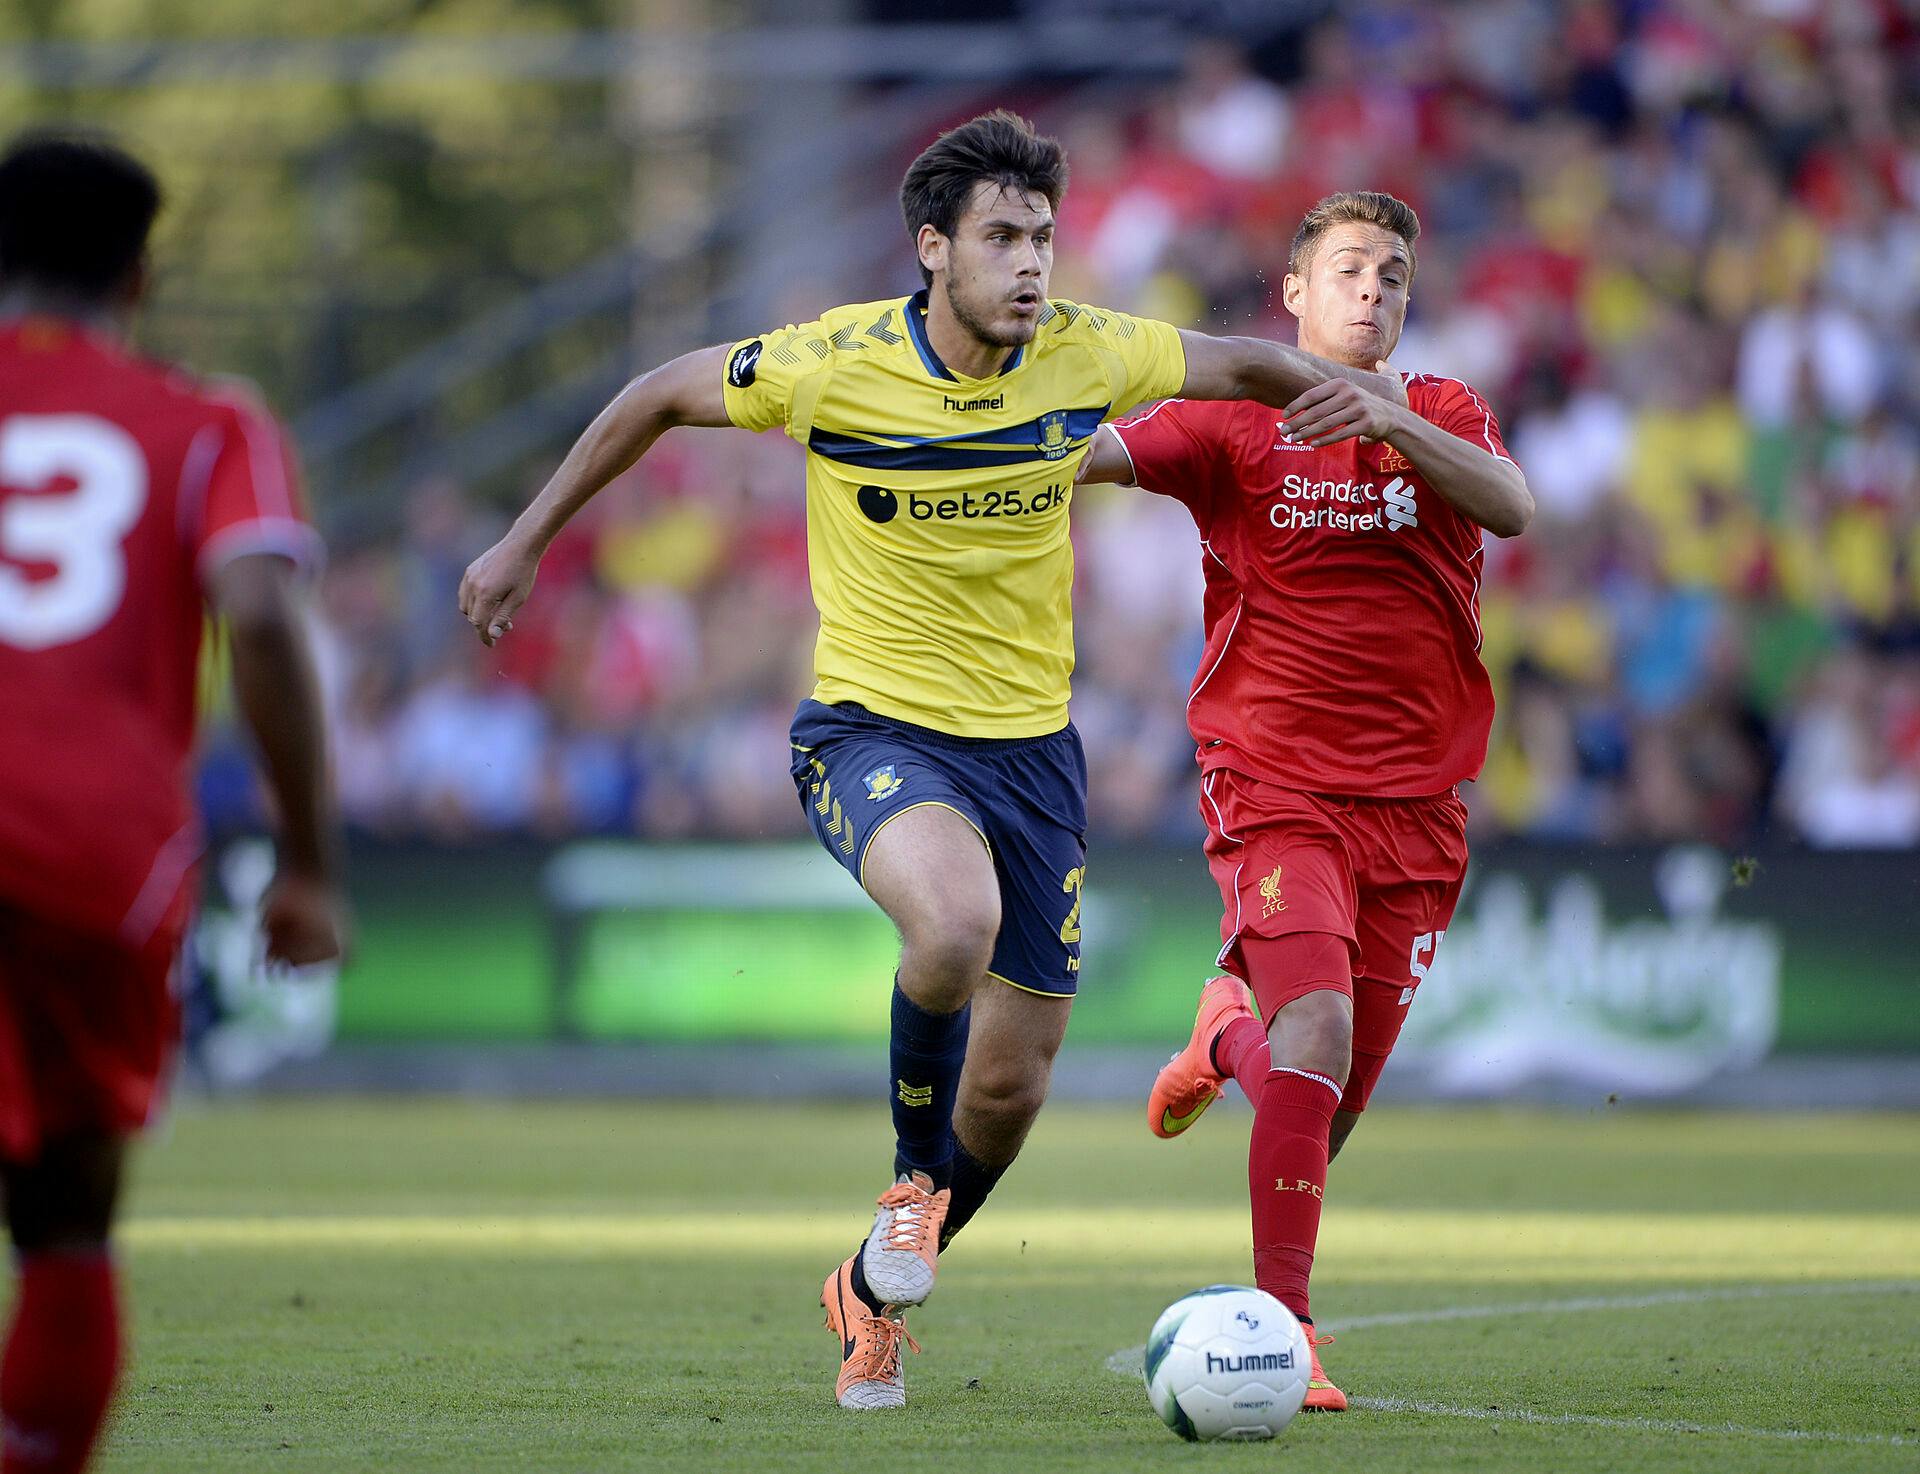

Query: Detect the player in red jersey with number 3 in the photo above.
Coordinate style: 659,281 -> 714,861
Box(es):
1078,192 -> 1533,1410
0,133 -> 346,1473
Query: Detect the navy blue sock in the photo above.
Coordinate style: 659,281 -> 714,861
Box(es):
937,1136 -> 1010,1251
848,1249 -> 883,1312
889,981 -> 969,1188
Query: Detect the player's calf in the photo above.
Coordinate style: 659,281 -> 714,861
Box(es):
2,1136 -> 129,1474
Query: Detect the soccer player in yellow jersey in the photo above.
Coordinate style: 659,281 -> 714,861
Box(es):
460,110 -> 1404,1411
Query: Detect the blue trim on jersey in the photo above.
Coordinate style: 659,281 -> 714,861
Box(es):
905,290 -> 1028,382
807,436 -> 1079,471
808,405 -> 1109,471
810,405 -> 1107,454
904,292 -> 955,381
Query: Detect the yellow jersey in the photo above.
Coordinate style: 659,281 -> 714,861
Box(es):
722,290 -> 1186,737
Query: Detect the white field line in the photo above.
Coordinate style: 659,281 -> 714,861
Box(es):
1105,1279 -> 1920,1447
1327,1278 -> 1920,1332
1345,1397 -> 1914,1448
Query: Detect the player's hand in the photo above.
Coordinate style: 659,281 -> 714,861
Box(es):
458,533 -> 541,646
1280,370 -> 1405,448
260,870 -> 349,968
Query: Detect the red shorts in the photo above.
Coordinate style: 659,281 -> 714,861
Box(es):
1201,770 -> 1469,1106
0,906 -> 181,1163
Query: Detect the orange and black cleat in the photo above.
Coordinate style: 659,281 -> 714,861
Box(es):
821,1255 -> 919,1410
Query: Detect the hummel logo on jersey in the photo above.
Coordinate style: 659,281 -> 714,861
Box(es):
1382,477 -> 1418,531
727,340 -> 762,388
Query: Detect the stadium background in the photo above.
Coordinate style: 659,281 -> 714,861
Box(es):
4,0 -> 1918,1103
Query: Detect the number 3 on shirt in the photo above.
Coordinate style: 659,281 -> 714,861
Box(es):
0,413 -> 149,650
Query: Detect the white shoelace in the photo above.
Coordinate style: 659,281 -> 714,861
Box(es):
882,1200 -> 928,1249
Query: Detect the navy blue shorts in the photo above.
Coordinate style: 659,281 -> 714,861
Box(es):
788,699 -> 1088,997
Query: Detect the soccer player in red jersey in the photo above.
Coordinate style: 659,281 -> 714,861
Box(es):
0,133 -> 346,1472
1078,191 -> 1533,1409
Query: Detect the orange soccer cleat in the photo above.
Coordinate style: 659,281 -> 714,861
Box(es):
1148,975 -> 1258,1139
821,1256 -> 920,1410
859,1171 -> 949,1307
1301,1324 -> 1347,1411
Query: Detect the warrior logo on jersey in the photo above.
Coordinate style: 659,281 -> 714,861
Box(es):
1036,409 -> 1072,461
1259,864 -> 1287,917
862,764 -> 904,801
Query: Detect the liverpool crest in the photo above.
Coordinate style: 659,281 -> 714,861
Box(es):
1259,864 -> 1287,917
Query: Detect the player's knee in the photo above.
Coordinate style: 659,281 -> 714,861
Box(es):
1267,991 -> 1352,1088
899,903 -> 999,999
960,1055 -> 1050,1133
1,1141 -> 121,1253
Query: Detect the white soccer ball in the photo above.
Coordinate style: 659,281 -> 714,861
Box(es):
1144,1285 -> 1311,1441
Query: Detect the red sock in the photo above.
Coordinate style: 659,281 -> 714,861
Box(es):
1212,1014 -> 1271,1103
2,1253 -> 121,1474
1248,1067 -> 1341,1324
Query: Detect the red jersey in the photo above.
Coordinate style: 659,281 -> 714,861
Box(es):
1111,374 -> 1511,797
0,317 -> 319,949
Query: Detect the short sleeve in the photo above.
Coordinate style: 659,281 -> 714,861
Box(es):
190,394 -> 323,586
1097,311 -> 1187,418
1423,377 -> 1517,466
721,322 -> 833,435
1109,397 -> 1234,525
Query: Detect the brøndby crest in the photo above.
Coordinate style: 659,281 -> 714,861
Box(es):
863,764 -> 904,801
1036,410 -> 1072,460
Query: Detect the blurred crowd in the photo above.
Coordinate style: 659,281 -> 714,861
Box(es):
206,0 -> 1920,850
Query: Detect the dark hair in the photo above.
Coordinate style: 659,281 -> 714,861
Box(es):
0,130 -> 161,301
1289,190 -> 1420,277
899,110 -> 1068,286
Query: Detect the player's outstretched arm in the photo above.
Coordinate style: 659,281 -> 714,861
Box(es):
1176,331 -> 1409,412
213,553 -> 350,967
459,343 -> 734,644
1280,378 -> 1535,537
1076,425 -> 1135,487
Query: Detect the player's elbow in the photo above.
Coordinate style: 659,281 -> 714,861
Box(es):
212,553 -> 303,639
1485,475 -> 1535,539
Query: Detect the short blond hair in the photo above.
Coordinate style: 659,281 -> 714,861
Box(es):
1288,191 -> 1420,277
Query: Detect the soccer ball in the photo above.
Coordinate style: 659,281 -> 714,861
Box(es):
1143,1285 -> 1311,1441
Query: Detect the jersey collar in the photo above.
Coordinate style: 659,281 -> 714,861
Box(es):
905,289 -> 1025,383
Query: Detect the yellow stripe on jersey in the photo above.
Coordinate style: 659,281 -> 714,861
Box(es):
722,291 -> 1185,737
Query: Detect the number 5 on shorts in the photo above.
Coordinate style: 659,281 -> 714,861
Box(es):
1403,930 -> 1445,1005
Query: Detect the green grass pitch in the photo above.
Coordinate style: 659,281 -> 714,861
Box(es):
48,1099 -> 1920,1472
